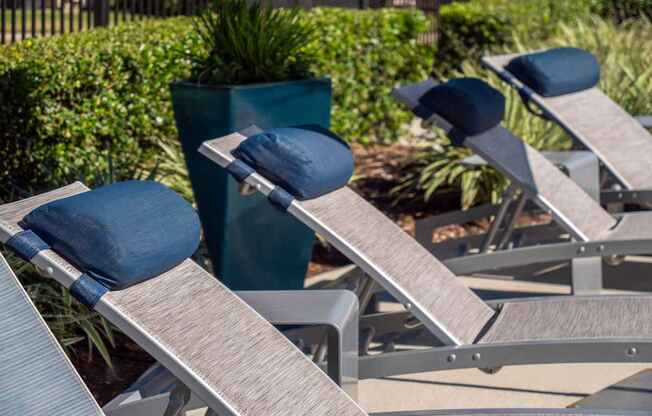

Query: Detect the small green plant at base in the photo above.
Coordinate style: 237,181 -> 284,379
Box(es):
1,249 -> 116,369
191,0 -> 316,85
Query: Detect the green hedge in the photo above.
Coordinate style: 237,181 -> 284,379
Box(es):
0,19 -> 197,195
437,0 -> 595,73
308,8 -> 434,144
0,9 -> 433,198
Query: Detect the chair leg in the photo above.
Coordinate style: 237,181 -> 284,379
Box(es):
571,257 -> 603,294
162,382 -> 191,416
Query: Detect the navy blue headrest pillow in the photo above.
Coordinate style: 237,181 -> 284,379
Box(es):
23,181 -> 201,290
420,78 -> 505,135
233,126 -> 354,200
506,47 -> 600,97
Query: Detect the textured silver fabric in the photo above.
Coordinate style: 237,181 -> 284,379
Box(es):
484,52 -> 652,190
0,255 -> 104,415
106,260 -> 366,416
480,295 -> 652,343
0,185 -> 366,416
202,134 -> 495,345
298,188 -> 495,345
465,127 -> 617,241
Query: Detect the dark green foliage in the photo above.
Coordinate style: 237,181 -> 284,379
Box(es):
308,8 -> 434,144
0,9 -> 432,200
436,0 -> 596,74
437,2 -> 511,74
191,0 -> 317,84
590,0 -> 652,22
0,18 -> 200,197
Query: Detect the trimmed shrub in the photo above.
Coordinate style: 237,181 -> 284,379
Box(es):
0,8 -> 433,199
437,2 -> 511,74
0,18 -> 199,197
437,0 -> 595,74
308,8 -> 434,144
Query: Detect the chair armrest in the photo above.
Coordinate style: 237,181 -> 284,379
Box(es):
237,290 -> 358,399
104,290 -> 359,416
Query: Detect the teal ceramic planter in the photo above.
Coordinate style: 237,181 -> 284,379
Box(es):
170,78 -> 331,291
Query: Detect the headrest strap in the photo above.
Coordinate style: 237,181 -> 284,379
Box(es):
226,160 -> 255,183
448,128 -> 468,147
7,229 -> 108,309
226,155 -> 296,212
516,87 -> 551,121
6,230 -> 49,262
268,187 -> 294,211
69,274 -> 109,309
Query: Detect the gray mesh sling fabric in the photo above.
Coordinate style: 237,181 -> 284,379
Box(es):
0,254 -> 104,416
201,132 -> 496,346
481,295 -> 652,344
483,53 -> 652,190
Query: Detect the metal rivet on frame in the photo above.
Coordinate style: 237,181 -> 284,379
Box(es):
404,303 -> 412,311
578,246 -> 586,254
472,353 -> 481,361
447,354 -> 456,363
597,245 -> 605,253
627,347 -> 638,357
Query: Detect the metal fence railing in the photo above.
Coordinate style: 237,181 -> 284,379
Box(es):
1,0 -> 442,45
377,0 -> 441,45
0,0 -> 209,44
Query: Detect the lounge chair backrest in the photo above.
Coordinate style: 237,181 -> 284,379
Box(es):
483,53 -> 652,190
0,184 -> 366,416
201,130 -> 496,346
465,126 -> 618,241
0,253 -> 105,416
392,79 -> 618,242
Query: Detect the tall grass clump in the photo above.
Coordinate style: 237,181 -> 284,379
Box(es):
396,16 -> 652,209
190,0 -> 316,85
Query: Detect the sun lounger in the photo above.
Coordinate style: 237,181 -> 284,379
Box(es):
482,47 -> 652,207
393,77 -> 652,294
3,178 -> 652,415
200,122 -> 652,382
0,181 -> 361,416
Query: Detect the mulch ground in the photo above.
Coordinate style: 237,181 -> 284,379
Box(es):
75,143 -> 547,404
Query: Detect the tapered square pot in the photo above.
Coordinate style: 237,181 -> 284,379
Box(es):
171,78 -> 331,290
